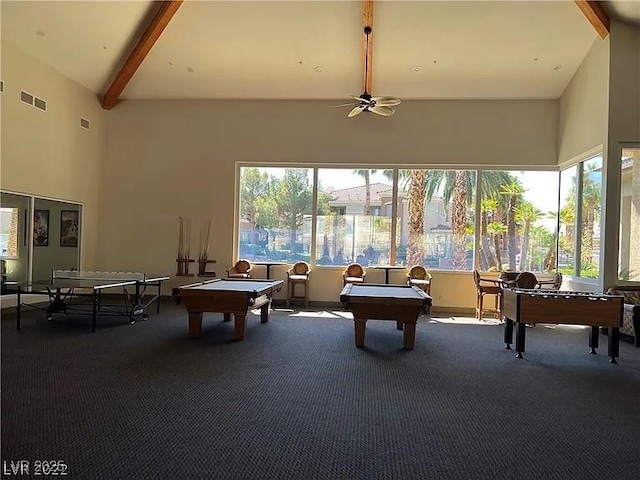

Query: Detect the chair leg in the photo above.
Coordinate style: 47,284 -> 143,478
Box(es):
478,294 -> 484,321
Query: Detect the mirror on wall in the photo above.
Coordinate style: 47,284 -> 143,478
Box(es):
1,191 -> 81,291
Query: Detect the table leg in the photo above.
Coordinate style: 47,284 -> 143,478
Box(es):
515,321 -> 526,358
608,327 -> 620,364
223,313 -> 231,322
504,318 -> 514,349
265,265 -> 271,279
589,326 -> 599,354
396,320 -> 403,330
188,312 -> 203,338
403,321 -> 416,350
385,270 -> 390,284
354,318 -> 366,347
234,312 -> 247,340
92,290 -> 98,332
260,302 -> 270,323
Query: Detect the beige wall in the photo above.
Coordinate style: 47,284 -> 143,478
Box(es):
558,37 -> 609,165
1,42 -> 106,270
103,98 -> 558,307
602,21 -> 640,288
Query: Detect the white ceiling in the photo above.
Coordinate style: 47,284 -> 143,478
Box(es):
3,0 -> 628,102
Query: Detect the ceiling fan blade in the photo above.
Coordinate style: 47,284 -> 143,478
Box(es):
329,102 -> 360,108
353,95 -> 373,104
348,106 -> 366,117
373,97 -> 401,106
369,105 -> 395,116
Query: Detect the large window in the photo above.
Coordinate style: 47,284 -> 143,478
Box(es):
397,169 -> 476,270
238,167 -> 314,263
558,155 -> 603,279
237,166 -> 571,273
620,148 -> 640,281
315,169 -> 392,267
479,170 -> 559,272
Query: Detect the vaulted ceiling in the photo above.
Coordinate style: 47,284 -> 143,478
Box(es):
2,1 -> 637,107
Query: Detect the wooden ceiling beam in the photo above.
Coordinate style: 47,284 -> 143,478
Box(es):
363,0 -> 374,94
574,1 -> 610,39
101,0 -> 184,110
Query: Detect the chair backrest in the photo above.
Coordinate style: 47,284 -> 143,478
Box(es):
291,261 -> 309,276
473,270 -> 481,288
408,265 -> 430,281
552,272 -> 563,290
499,271 -> 520,287
515,271 -> 538,289
233,259 -> 252,274
344,263 -> 364,278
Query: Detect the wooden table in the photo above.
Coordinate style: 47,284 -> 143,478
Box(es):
179,278 -> 283,340
340,283 -> 432,349
373,265 -> 406,284
502,288 -> 624,363
251,261 -> 286,279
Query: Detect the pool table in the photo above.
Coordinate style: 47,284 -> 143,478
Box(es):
340,283 -> 432,349
179,278 -> 283,340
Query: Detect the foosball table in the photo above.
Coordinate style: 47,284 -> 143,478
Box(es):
502,288 -> 624,363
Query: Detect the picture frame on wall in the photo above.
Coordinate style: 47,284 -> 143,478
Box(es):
60,210 -> 79,247
33,209 -> 49,247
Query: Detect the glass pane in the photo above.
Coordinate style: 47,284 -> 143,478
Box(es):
580,157 -> 602,279
559,166 -> 577,276
398,169 -> 476,271
238,167 -> 313,263
316,169 -> 393,266
0,192 -> 31,285
619,148 -> 640,281
479,170 -> 559,273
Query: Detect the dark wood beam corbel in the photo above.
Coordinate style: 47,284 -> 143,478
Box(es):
575,1 -> 610,39
101,0 -> 183,110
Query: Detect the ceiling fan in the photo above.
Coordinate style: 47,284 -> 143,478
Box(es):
341,2 -> 401,118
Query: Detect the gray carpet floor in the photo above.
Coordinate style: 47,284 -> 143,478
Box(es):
2,300 -> 640,480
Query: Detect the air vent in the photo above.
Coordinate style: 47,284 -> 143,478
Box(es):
0,81 -> 4,93
34,97 -> 47,111
80,118 -> 90,130
20,90 -> 34,105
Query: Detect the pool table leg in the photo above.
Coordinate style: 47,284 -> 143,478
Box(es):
189,312 -> 203,338
355,318 -> 367,347
234,312 -> 247,340
403,321 -> 417,350
260,302 -> 270,323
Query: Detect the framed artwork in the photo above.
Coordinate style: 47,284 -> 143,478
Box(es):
33,209 -> 49,247
60,210 -> 79,247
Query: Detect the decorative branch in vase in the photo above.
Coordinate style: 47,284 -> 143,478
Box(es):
176,216 -> 194,276
198,219 -> 217,276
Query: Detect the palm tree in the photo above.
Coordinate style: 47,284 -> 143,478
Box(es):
480,199 -> 499,270
514,202 -> 542,271
487,221 -> 507,269
500,180 -> 525,270
406,170 -> 427,267
353,169 -> 378,215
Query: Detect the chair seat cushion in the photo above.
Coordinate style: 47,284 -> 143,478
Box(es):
289,275 -> 308,281
345,277 -> 364,283
229,273 -> 250,278
409,279 -> 430,286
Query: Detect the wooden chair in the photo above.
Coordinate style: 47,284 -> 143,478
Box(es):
287,261 -> 310,308
342,263 -> 366,286
406,265 -> 432,295
226,259 -> 252,279
515,271 -> 538,289
473,270 -> 503,321
407,265 -> 433,314
537,272 -> 562,290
